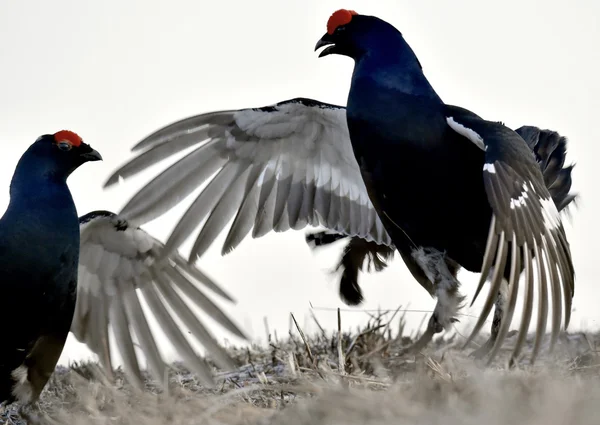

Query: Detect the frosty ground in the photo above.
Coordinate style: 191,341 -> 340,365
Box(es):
6,310 -> 600,425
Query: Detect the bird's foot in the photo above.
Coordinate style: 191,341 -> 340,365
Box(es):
402,311 -> 459,355
469,329 -> 519,362
17,404 -> 42,425
469,336 -> 496,359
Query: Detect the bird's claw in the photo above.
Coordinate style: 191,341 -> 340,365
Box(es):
16,404 -> 42,425
401,312 -> 453,355
468,339 -> 495,360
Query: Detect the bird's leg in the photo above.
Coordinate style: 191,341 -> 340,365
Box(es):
18,404 -> 31,423
469,279 -> 508,359
18,402 -> 42,425
404,247 -> 465,353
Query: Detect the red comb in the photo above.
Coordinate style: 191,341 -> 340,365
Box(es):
327,9 -> 358,35
53,130 -> 82,147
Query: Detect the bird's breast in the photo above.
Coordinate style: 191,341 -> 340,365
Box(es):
347,113 -> 490,258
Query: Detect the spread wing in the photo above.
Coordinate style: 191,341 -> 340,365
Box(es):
446,107 -> 575,364
72,210 -> 246,389
103,98 -> 391,262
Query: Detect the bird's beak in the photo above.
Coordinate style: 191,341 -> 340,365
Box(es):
80,148 -> 103,162
315,33 -> 337,58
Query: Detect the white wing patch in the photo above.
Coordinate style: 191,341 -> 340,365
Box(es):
509,181 -> 530,210
483,163 -> 496,173
446,116 -> 486,151
540,196 -> 561,230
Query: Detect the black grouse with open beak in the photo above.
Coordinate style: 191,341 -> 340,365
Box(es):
315,33 -> 337,57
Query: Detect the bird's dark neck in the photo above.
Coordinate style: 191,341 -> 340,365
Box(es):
345,41 -> 448,153
4,164 -> 76,222
349,39 -> 442,102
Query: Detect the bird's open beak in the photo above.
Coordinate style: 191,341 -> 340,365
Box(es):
80,148 -> 103,162
315,33 -> 337,58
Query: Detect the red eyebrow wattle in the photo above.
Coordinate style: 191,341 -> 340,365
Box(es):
327,9 -> 358,35
53,130 -> 82,147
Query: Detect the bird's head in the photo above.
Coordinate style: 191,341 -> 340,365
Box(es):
22,130 -> 102,181
314,9 -> 405,61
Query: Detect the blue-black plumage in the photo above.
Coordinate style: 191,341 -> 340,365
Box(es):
315,9 -> 576,364
0,131 -> 101,406
307,125 -> 577,308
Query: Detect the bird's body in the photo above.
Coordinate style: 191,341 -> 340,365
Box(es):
0,181 -> 79,404
348,99 -> 491,274
307,123 -> 576,307
316,9 -> 575,360
340,17 -> 496,276
0,132 -> 101,406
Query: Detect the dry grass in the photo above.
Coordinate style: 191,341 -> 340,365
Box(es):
5,310 -> 600,424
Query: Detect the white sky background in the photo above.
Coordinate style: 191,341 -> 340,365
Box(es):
0,0 -> 599,367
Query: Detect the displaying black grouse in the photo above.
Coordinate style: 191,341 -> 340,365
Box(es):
103,10 -> 577,365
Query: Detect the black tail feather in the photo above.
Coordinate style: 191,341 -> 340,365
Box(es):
515,125 -> 577,213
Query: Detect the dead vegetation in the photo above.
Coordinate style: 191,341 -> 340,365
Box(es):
4,309 -> 600,424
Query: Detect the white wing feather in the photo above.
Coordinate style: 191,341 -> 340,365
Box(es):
104,98 -> 392,262
72,211 -> 245,388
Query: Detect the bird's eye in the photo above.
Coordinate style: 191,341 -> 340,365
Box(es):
57,141 -> 72,151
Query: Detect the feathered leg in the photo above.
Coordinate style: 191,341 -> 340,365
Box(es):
18,402 -> 42,425
403,247 -> 465,353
